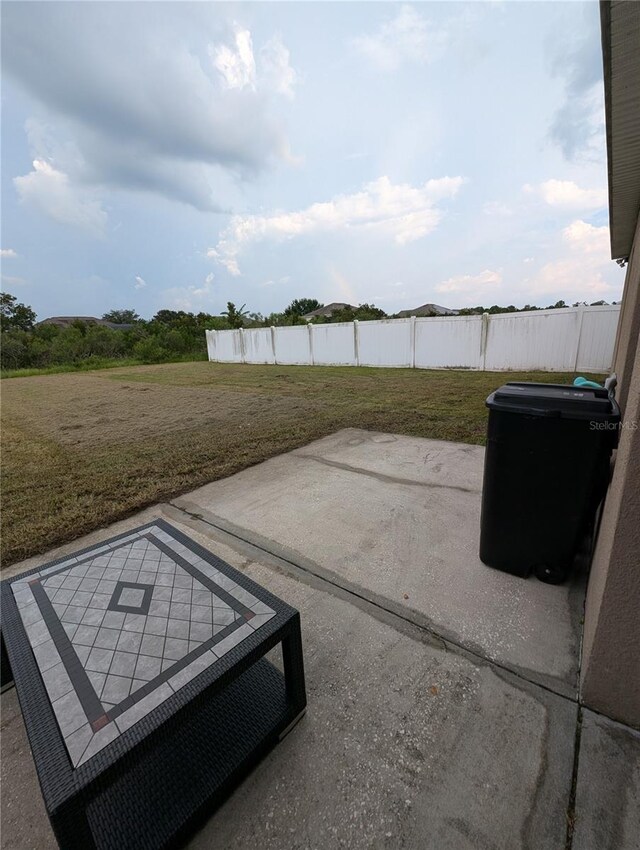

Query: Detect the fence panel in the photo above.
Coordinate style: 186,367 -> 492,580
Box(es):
484,309 -> 581,372
241,327 -> 275,364
212,329 -> 244,363
357,318 -> 413,367
273,325 -> 311,364
576,307 -> 620,372
311,322 -> 356,365
414,315 -> 483,369
205,330 -> 216,361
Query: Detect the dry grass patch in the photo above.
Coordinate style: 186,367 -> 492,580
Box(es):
1,361 -> 602,566
2,373 -> 320,448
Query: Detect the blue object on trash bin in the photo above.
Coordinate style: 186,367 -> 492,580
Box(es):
574,376 -> 604,389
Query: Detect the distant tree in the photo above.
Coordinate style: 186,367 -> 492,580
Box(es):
84,325 -> 126,358
546,300 -> 568,310
33,322 -> 60,341
162,329 -> 189,354
284,298 -> 323,317
50,328 -> 86,363
195,312 -> 230,330
221,302 -> 249,329
71,319 -> 90,335
152,309 -> 185,326
327,305 -> 355,323
330,303 -> 387,323
0,292 -> 36,330
590,300 -> 608,306
133,337 -> 168,364
102,308 -> 140,324
354,303 -> 387,321
0,331 -> 27,369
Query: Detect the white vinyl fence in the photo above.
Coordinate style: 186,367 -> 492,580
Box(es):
206,305 -> 620,373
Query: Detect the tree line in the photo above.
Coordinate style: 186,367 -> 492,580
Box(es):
456,299 -> 613,315
0,295 -> 388,371
0,295 -> 220,371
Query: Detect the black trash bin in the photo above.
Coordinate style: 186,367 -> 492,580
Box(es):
479,382 -> 621,583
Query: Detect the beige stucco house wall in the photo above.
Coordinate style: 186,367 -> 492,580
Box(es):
580,2 -> 640,728
581,215 -> 640,727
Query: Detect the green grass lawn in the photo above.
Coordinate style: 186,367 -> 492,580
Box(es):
0,361 -> 604,566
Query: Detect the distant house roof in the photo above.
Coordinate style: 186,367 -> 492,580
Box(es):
601,1 -> 640,260
36,316 -> 135,331
303,302 -> 355,319
396,303 -> 459,318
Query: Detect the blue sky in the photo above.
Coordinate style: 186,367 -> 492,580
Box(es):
1,1 -> 624,320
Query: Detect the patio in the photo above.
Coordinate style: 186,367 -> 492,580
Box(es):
2,429 -> 639,849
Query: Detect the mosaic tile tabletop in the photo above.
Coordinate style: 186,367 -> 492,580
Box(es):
10,522 -> 276,768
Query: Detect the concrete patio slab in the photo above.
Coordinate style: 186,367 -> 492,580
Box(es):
572,709 -> 640,850
174,428 -> 584,696
2,432 -> 637,850
1,511 -> 577,850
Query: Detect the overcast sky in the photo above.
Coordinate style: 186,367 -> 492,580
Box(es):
1,1 -> 624,320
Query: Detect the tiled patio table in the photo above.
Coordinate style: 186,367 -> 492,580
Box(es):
0,519 -> 306,849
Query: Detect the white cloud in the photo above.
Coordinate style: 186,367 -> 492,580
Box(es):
562,219 -> 610,253
210,175 -> 465,275
134,275 -> 146,289
14,160 -> 107,236
483,201 -> 512,217
211,28 -> 256,91
1,249 -> 18,258
206,247 -> 240,277
526,220 -> 613,297
211,28 -> 297,99
523,179 -> 606,209
353,5 -> 447,71
435,269 -> 502,294
164,273 -> 216,311
523,257 -> 534,264
260,35 -> 297,98
1,274 -> 27,287
527,262 -> 610,297
260,275 -> 290,287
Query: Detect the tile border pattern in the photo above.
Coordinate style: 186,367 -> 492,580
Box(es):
107,581 -> 154,615
10,524 -> 276,768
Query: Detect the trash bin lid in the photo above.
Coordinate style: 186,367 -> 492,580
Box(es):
486,382 -> 620,420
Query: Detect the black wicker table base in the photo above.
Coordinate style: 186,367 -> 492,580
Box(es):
1,520 -> 306,850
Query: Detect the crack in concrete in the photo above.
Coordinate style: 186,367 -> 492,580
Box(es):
291,453 -> 482,494
565,707 -> 583,850
521,704 -> 551,850
168,499 -> 595,849
174,499 -> 640,850
169,500 -> 575,705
